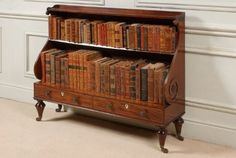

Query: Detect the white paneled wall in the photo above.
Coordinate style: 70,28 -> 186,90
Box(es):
0,0 -> 235,148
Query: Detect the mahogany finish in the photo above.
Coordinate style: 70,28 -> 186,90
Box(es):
33,5 -> 185,153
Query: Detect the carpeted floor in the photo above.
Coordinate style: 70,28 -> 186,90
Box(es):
0,98 -> 235,158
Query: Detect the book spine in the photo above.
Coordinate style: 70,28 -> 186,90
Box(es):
119,24 -> 124,48
60,58 -> 65,88
141,68 -> 148,101
135,68 -> 141,101
55,56 -> 61,87
64,58 -> 69,88
124,65 -> 131,99
70,19 -> 75,42
115,64 -> 121,99
52,16 -> 57,40
79,53 -> 84,91
148,68 -> 154,102
140,25 -> 145,51
68,53 -> 74,90
155,26 -> 160,52
129,26 -> 135,49
41,52 -> 46,84
95,61 -> 101,94
148,26 -> 153,51
120,66 -> 125,99
87,61 -> 93,93
86,23 -> 91,44
110,65 -> 116,96
65,19 -> 71,42
130,65 -> 136,100
45,53 -> 51,86
154,69 -> 160,103
122,25 -> 127,48
136,25 -> 141,50
60,19 -> 65,40
160,26 -> 166,52
56,18 -> 61,40
114,24 -> 120,48
143,26 -> 148,51
50,54 -> 56,86
48,16 -> 53,39
104,63 -> 110,96
100,63 -> 106,95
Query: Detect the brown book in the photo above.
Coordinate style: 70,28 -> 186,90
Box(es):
160,25 -> 167,52
135,62 -> 147,101
115,22 -> 125,48
141,63 -> 152,101
95,57 -> 110,94
64,57 -> 69,88
60,57 -> 66,88
68,51 -> 74,90
104,59 -> 120,96
154,25 -> 160,52
45,53 -> 51,86
124,61 -> 133,99
52,16 -> 57,40
130,59 -> 146,100
115,61 -> 125,99
70,19 -> 76,42
147,64 -> 155,102
119,61 -> 131,99
148,25 -> 154,51
56,17 -> 61,40
48,16 -> 53,39
65,19 -> 71,42
128,24 -> 135,50
110,61 -> 121,96
60,19 -> 65,40
122,24 -> 129,48
91,21 -> 103,45
83,50 -> 102,92
100,59 -> 114,95
41,49 -> 57,84
97,23 -> 102,45
153,63 -> 165,103
55,53 -> 67,88
50,50 -> 63,86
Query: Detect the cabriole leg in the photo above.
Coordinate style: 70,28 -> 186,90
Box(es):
158,128 -> 168,153
35,100 -> 46,121
174,117 -> 184,141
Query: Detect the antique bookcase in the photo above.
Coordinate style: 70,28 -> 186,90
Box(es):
33,5 -> 185,153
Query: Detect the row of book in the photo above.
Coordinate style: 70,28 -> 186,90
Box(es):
48,15 -> 177,54
41,48 -> 168,104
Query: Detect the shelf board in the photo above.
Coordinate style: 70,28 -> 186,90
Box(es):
49,39 -> 175,56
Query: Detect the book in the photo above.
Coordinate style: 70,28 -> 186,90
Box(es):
55,53 -> 67,87
153,63 -> 165,103
40,48 -> 57,84
60,19 -> 65,40
50,50 -> 63,86
141,63 -> 152,101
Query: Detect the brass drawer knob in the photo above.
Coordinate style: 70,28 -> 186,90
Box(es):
106,103 -> 113,110
124,103 -> 129,109
61,91 -> 65,97
72,96 -> 79,104
44,90 -> 51,97
139,110 -> 148,118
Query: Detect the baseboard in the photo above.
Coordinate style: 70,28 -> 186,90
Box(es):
0,81 -> 235,148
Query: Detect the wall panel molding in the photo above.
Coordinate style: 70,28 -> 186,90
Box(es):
135,0 -> 236,13
25,32 -> 48,79
186,47 -> 236,58
186,97 -> 236,115
25,0 -> 105,5
0,27 -> 2,73
0,12 -> 47,21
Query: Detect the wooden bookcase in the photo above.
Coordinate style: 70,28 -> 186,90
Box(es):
33,5 -> 185,153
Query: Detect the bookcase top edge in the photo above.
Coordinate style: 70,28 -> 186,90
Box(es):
46,4 -> 185,20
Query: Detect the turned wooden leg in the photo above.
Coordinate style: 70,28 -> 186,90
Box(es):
158,128 -> 168,153
63,105 -> 68,112
35,100 -> 46,121
56,104 -> 63,112
174,117 -> 184,141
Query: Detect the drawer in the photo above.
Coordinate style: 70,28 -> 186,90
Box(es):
116,102 -> 163,123
93,97 -> 118,113
34,84 -> 92,108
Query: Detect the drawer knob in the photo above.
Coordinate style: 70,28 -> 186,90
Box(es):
61,91 -> 64,97
124,103 -> 129,109
72,96 -> 79,104
139,110 -> 148,118
44,90 -> 51,97
106,103 -> 113,110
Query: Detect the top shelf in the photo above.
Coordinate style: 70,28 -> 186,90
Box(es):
46,5 -> 185,22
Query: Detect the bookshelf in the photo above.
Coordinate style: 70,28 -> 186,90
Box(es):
33,5 -> 185,153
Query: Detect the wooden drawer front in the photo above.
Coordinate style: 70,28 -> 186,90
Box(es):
93,97 -> 118,113
116,102 -> 163,123
34,85 -> 92,108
